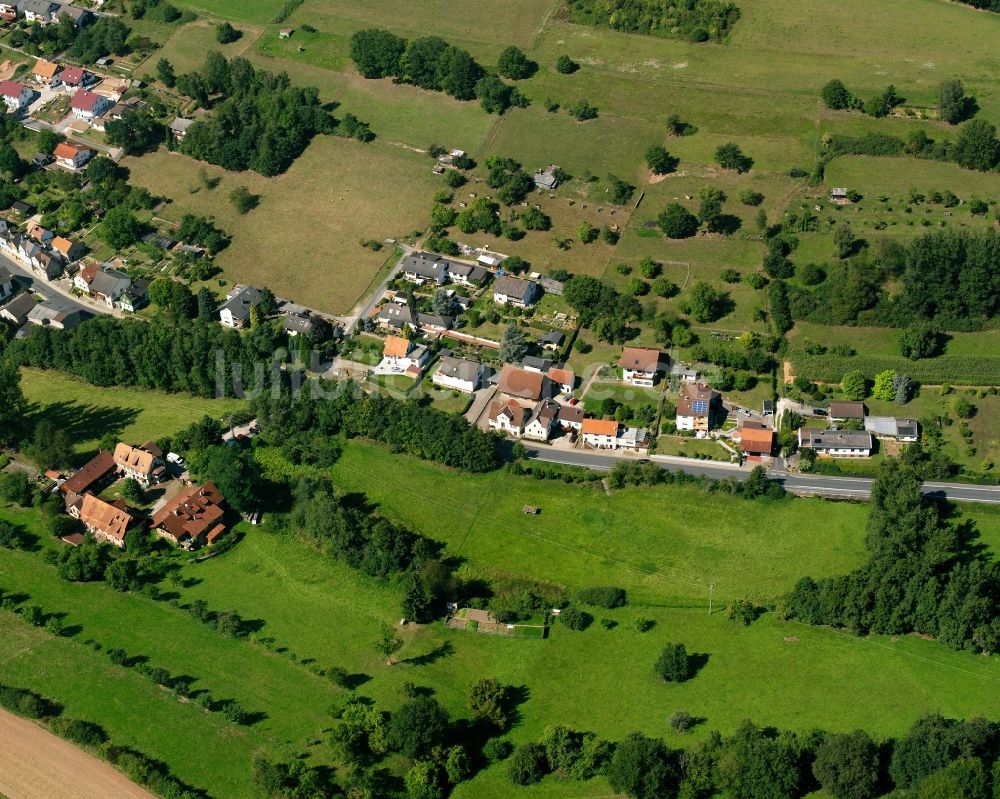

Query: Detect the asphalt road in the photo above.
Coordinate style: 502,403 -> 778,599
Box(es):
525,446 -> 1000,505
1,252 -> 97,317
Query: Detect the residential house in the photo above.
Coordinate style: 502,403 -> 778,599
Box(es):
169,117 -> 194,140
538,330 -> 564,351
55,3 -> 93,27
10,201 -> 35,217
74,492 -> 138,548
60,449 -> 115,501
619,347 -> 664,387
27,298 -> 81,330
523,399 -> 560,441
547,367 -> 575,396
402,251 -> 450,285
218,284 -> 261,328
618,427 -> 650,452
417,312 -> 453,332
70,88 -> 112,120
0,80 -> 32,110
90,266 -> 131,307
676,383 -> 719,431
0,292 -> 36,326
28,224 -> 53,244
0,265 -> 11,301
557,404 -> 585,432
57,64 -> 86,87
282,310 -> 315,337
532,165 -> 561,190
53,141 -> 92,170
864,416 -> 919,442
829,401 -> 865,421
117,279 -> 149,313
19,0 -> 59,24
33,252 -> 62,280
431,356 -> 486,393
582,418 -> 620,449
522,356 -> 552,373
448,261 -> 490,285
493,275 -> 540,307
737,423 -> 774,456
489,398 -> 526,437
50,235 -> 84,262
32,58 -> 61,86
497,364 -> 554,402
376,303 -> 415,331
113,441 -> 166,486
797,428 -> 873,458
31,152 -> 52,167
150,481 -> 227,549
382,334 -> 428,371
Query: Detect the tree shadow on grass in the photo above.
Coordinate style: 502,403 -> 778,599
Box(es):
23,400 -> 141,464
688,652 -> 710,679
403,640 -> 454,667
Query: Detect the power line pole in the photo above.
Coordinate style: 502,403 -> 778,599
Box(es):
708,582 -> 716,615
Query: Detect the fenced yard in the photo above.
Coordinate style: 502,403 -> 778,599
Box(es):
445,608 -> 548,639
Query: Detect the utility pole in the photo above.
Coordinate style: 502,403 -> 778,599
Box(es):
708,582 -> 716,615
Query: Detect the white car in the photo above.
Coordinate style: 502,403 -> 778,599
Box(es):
167,452 -> 185,466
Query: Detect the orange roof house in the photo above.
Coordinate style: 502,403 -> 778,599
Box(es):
50,236 -> 82,260
737,425 -> 775,455
78,493 -> 137,547
383,335 -> 411,359
113,441 -> 165,485
581,418 -> 620,437
32,59 -> 59,81
150,481 -> 227,549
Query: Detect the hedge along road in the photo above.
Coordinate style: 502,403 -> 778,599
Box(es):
0,710 -> 155,799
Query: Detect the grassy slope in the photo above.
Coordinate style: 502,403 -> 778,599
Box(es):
19,368 -> 245,465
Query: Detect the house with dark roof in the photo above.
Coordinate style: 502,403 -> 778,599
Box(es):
798,428 -> 873,458
432,356 -> 486,393
55,3 -> 93,27
18,0 -> 59,24
377,303 -> 415,331
676,383 -> 719,431
448,260 -> 490,286
538,330 -> 564,351
402,251 -> 450,285
27,298 -> 81,330
0,292 -> 37,326
282,310 -> 315,337
117,279 -> 149,313
493,275 -> 540,307
218,284 -> 261,328
150,481 -> 227,549
864,416 -> 919,442
557,404 -> 585,431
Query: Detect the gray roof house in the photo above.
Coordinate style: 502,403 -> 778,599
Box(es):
402,252 -> 450,285
538,330 -> 564,350
864,416 -> 919,442
431,356 -> 486,393
533,165 -> 560,190
282,311 -> 315,337
117,279 -> 149,313
0,292 -> 37,326
169,117 -> 194,139
417,312 -> 453,331
493,275 -> 540,307
377,304 -> 415,330
797,428 -> 873,458
218,285 -> 261,328
55,3 -> 93,26
27,297 -> 82,330
89,266 -> 131,306
448,260 -> 490,285
19,0 -> 59,22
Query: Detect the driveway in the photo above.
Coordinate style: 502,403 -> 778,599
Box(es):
465,385 -> 497,428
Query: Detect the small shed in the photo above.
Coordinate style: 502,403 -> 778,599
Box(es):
522,505 -> 540,515
279,28 -> 293,38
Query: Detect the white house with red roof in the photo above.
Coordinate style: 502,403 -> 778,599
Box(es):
58,64 -> 87,87
53,141 -> 92,170
70,88 -> 112,120
0,80 -> 32,110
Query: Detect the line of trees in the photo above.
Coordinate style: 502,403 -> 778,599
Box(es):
175,53 -> 372,176
786,460 -> 1000,653
349,28 -> 528,114
566,0 -> 741,41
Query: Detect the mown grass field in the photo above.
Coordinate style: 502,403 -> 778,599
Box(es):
123,139 -> 441,315
18,368 -> 245,464
136,19 -> 262,74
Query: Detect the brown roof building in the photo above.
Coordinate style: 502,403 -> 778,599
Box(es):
113,441 -> 165,485
619,347 -> 664,386
829,401 -> 865,420
61,449 -> 115,497
676,383 -> 719,431
737,423 -> 775,455
497,365 -> 553,401
150,481 -> 227,549
77,493 -> 137,548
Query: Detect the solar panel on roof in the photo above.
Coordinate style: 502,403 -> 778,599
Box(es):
692,399 -> 708,413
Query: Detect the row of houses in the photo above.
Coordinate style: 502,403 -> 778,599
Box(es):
795,401 -> 919,458
0,219 -> 85,281
401,251 -> 545,309
60,443 -> 229,550
217,283 -> 328,338
2,0 -> 94,26
30,58 -> 90,89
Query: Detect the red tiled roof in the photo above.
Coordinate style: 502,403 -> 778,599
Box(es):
619,347 -> 662,372
70,89 -> 103,112
582,418 -> 619,436
53,142 -> 84,160
0,80 -> 25,98
738,426 -> 774,454
79,493 -> 135,543
497,365 -> 548,401
150,481 -> 226,544
59,65 -> 85,85
62,450 -> 115,495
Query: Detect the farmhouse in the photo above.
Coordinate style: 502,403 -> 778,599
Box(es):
493,275 -> 540,307
581,418 -> 620,449
150,481 -> 227,549
0,265 -> 10,300
737,423 -> 775,456
489,398 -> 527,437
619,347 -> 665,387
60,449 -> 115,499
0,293 -> 37,326
113,441 -> 166,486
797,428 -> 873,458
432,356 -> 486,393
0,80 -> 32,110
497,364 -> 554,402
218,284 -> 261,328
864,416 -> 919,442
74,493 -> 138,548
676,383 -> 719,431
829,401 -> 865,421
53,141 -> 93,170
70,89 -> 112,120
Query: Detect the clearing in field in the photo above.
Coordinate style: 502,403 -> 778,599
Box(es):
19,368 -> 245,464
123,139 -> 442,314
137,19 -> 263,75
